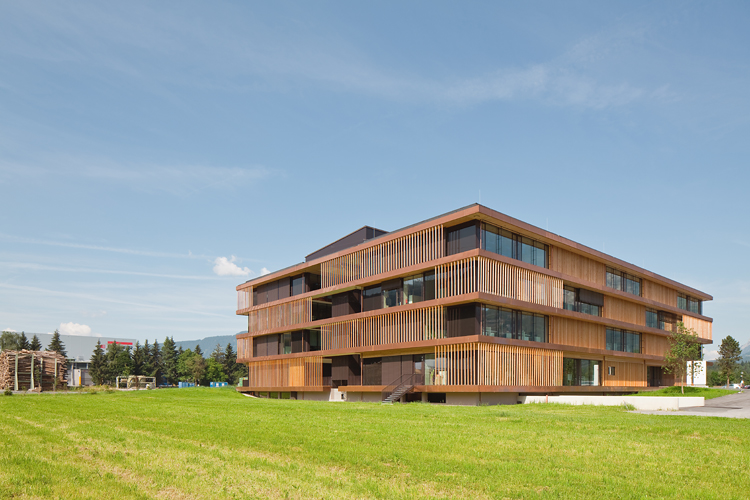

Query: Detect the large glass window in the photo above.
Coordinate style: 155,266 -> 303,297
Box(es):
562,286 -> 602,317
646,308 -> 658,329
606,267 -> 641,296
563,358 -> 600,386
481,223 -> 548,268
363,286 -> 382,312
446,224 -> 478,255
403,274 -> 424,304
481,305 -> 547,343
424,271 -> 436,301
291,276 -> 305,296
282,332 -> 292,355
606,328 -> 640,353
678,293 -> 702,315
383,288 -> 400,308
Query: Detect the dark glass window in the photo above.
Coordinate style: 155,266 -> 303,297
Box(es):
383,288 -> 400,308
606,267 -> 641,296
606,328 -> 640,353
291,276 -> 305,296
308,330 -> 321,352
646,308 -> 658,329
403,274 -> 424,304
678,293 -> 702,315
481,305 -> 547,343
481,223 -> 547,268
424,271 -> 436,301
312,300 -> 332,321
282,332 -> 292,355
446,223 -> 478,255
563,358 -> 600,386
363,286 -> 382,312
562,286 -> 601,316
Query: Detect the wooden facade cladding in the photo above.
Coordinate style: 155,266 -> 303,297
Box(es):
550,317 -> 605,350
248,297 -> 311,334
642,280 -> 677,307
603,295 -> 646,326
322,305 -> 445,351
436,256 -> 564,308
320,224 -> 444,289
246,357 -> 323,388
237,288 -> 252,312
433,342 -> 562,387
603,360 -> 646,387
641,334 -> 669,356
237,336 -> 251,361
683,315 -> 712,341
550,246 -> 606,286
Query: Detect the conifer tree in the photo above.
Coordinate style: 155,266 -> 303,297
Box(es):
150,340 -> 163,384
132,342 -> 145,376
19,332 -> 30,350
223,343 -> 237,384
161,337 -> 179,385
194,344 -> 203,357
90,340 -> 106,385
47,329 -> 67,358
29,334 -> 42,351
718,336 -> 742,388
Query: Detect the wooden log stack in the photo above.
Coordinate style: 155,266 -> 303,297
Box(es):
0,350 -> 68,391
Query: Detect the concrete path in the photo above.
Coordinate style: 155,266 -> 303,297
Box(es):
636,391 -> 750,419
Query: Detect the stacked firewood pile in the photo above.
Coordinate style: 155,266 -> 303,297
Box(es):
0,350 -> 67,391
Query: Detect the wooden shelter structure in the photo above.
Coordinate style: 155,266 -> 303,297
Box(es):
0,350 -> 67,392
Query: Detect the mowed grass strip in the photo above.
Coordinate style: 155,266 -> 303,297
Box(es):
0,388 -> 748,499
632,386 -> 739,399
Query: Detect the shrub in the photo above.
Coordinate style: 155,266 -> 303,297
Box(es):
4,388 -> 12,396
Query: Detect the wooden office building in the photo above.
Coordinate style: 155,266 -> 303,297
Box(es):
235,204 -> 712,405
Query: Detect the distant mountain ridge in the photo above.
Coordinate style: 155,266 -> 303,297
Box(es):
174,333 -> 244,354
742,340 -> 750,361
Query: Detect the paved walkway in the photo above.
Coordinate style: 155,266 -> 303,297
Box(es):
636,391 -> 750,419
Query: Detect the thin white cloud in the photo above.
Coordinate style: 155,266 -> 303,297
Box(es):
0,283 -> 227,318
59,321 -> 99,337
0,3 -> 661,110
259,267 -> 271,276
2,328 -> 17,333
213,256 -> 252,277
0,261 -> 222,279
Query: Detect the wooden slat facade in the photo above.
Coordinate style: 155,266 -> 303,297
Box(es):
246,357 -> 323,388
247,297 -> 312,334
603,360 -> 646,387
433,342 -> 562,387
321,305 -> 445,350
550,317 -> 605,350
682,315 -> 712,341
641,333 -> 669,356
237,337 -> 252,361
435,256 -> 564,308
237,288 -> 252,312
549,246 -> 606,285
603,295 -> 646,326
642,280 -> 677,307
321,224 -> 444,288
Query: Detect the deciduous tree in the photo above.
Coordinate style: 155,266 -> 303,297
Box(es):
663,322 -> 702,394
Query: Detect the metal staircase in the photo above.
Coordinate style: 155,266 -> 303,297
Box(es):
381,373 -> 421,404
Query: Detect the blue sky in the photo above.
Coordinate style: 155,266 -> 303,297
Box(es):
1,2 -> 748,357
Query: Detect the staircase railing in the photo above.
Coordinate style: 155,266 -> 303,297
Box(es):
381,372 -> 422,403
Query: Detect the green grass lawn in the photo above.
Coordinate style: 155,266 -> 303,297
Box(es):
632,386 -> 739,399
1,388 -> 748,499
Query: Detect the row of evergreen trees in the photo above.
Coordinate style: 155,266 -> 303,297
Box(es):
0,330 -> 65,354
89,337 -> 247,387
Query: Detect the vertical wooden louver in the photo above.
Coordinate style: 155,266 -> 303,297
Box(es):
321,305 -> 445,350
246,357 -> 323,388
434,256 -> 563,308
237,288 -> 252,312
237,337 -> 252,361
433,342 -> 562,387
320,224 -> 444,288
247,297 -> 312,334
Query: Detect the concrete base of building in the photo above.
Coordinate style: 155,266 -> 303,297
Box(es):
519,395 -> 704,410
299,391 -> 329,402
